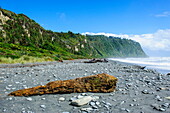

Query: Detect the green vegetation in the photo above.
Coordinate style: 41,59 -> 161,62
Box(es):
0,8 -> 147,64
0,55 -> 54,64
86,35 -> 147,57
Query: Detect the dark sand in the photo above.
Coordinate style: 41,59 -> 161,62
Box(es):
0,59 -> 170,113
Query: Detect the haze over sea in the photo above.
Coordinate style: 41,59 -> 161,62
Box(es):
109,57 -> 170,74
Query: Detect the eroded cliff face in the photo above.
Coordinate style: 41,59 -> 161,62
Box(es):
0,8 -> 147,59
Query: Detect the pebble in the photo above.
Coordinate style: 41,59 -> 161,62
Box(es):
92,96 -> 100,100
96,101 -> 100,106
77,95 -> 84,99
133,99 -> 137,102
70,97 -> 77,101
150,104 -> 166,111
120,108 -> 126,111
41,98 -> 46,100
3,108 -> 6,112
40,105 -> 46,109
162,103 -> 169,108
104,105 -> 109,109
8,84 -> 12,87
81,93 -> 87,96
109,93 -> 114,96
126,109 -> 130,112
59,97 -> 65,101
90,102 -> 96,106
130,104 -> 134,106
92,105 -> 98,109
81,107 -> 93,112
165,96 -> 170,100
159,108 -> 166,112
151,104 -> 159,109
71,96 -> 93,106
26,97 -> 33,101
8,97 -> 13,100
106,102 -> 112,106
142,89 -> 149,94
6,86 -> 11,90
120,101 -> 125,105
93,70 -> 97,73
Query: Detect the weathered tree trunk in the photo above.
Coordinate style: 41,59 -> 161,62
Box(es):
8,73 -> 118,96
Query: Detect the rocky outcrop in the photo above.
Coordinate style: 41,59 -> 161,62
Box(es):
8,73 -> 118,96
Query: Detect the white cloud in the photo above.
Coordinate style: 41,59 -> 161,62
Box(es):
82,29 -> 170,51
155,11 -> 170,17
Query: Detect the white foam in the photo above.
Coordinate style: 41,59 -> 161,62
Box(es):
109,57 -> 170,72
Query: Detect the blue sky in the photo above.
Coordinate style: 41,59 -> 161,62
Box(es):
1,0 -> 170,56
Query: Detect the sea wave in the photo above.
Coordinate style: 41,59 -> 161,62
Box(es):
109,57 -> 170,74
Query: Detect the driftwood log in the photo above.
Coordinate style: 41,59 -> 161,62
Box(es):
84,59 -> 108,63
8,73 -> 118,96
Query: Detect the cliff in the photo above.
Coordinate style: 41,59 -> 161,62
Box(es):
0,8 -> 147,61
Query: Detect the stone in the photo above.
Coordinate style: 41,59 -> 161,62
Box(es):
92,96 -> 100,100
120,108 -> 126,111
96,101 -> 100,106
155,95 -> 162,101
162,103 -> 169,108
104,105 -> 109,109
41,98 -> 46,100
129,104 -> 134,106
8,97 -> 12,100
132,99 -> 137,102
165,96 -> 170,100
26,97 -> 32,101
81,107 -> 93,112
90,101 -> 96,106
77,95 -> 84,99
92,105 -> 98,109
69,97 -> 77,101
59,97 -> 65,101
81,93 -> 87,96
8,73 -> 118,96
71,96 -> 93,106
126,109 -> 130,112
159,108 -> 166,112
151,104 -> 160,110
40,105 -> 46,109
142,89 -> 149,94
106,102 -> 112,106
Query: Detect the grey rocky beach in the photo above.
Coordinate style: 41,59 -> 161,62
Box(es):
0,59 -> 170,113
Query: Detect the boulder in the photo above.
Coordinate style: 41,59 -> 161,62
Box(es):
8,73 -> 118,96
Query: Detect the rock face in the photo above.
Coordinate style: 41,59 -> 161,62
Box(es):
8,73 -> 118,96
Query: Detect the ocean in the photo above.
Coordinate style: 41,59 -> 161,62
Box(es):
109,57 -> 170,74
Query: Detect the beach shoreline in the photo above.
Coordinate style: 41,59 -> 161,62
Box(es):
0,59 -> 170,113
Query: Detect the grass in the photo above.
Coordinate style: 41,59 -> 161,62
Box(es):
0,55 -> 55,64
